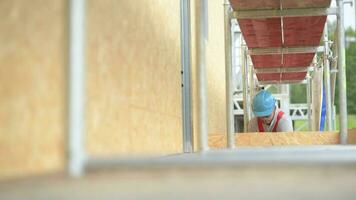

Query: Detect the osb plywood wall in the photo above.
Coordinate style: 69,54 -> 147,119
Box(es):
86,0 -> 227,156
205,0 -> 227,134
86,0 -> 184,156
190,0 -> 227,150
0,0 -> 66,178
209,132 -> 341,148
0,0 -> 229,179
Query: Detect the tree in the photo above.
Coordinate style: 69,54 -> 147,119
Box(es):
290,25 -> 356,114
345,41 -> 356,113
290,84 -> 306,104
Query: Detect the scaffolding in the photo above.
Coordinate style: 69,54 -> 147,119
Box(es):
229,2 -> 342,132
224,0 -> 348,142
67,0 -> 351,177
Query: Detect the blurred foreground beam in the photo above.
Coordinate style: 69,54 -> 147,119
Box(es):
197,0 -> 209,152
68,0 -> 86,177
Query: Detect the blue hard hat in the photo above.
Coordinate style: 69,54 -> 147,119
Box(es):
252,90 -> 276,117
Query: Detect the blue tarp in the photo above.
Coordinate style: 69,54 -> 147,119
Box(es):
320,85 -> 326,131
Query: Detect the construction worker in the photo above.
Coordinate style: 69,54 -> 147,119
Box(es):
247,90 -> 293,132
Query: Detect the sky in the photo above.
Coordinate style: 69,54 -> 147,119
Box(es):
344,2 -> 355,29
330,0 -> 355,29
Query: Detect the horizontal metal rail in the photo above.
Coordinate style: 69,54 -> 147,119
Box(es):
290,103 -> 310,120
233,7 -> 337,19
249,46 -> 324,55
259,79 -> 307,85
254,66 -> 309,73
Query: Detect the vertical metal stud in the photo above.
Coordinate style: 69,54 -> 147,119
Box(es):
180,0 -> 194,153
323,24 -> 333,131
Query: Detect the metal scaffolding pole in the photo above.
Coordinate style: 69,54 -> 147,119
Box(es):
249,58 -> 255,121
312,55 -> 325,131
242,46 -> 250,132
180,0 -> 194,153
280,85 -> 290,114
224,0 -> 235,148
198,0 -> 209,151
337,0 -> 348,144
333,105 -> 337,130
330,30 -> 338,129
307,73 -> 312,131
68,0 -> 86,177
323,24 -> 333,131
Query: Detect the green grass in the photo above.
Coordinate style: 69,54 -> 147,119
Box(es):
294,114 -> 356,131
335,114 -> 356,129
293,120 -> 309,131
